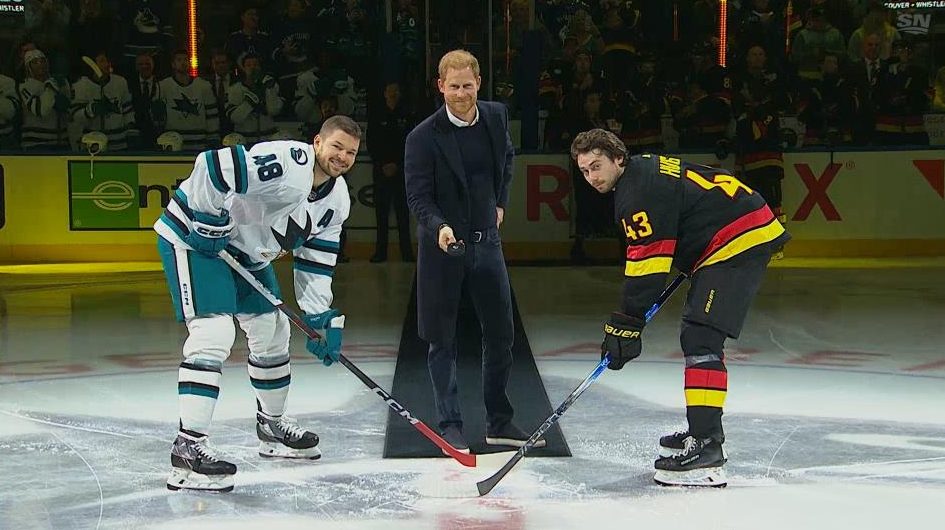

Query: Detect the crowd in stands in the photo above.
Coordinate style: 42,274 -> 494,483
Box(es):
527,0 -> 945,156
1,0 -> 944,155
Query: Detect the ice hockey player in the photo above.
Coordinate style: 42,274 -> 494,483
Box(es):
154,115 -> 362,492
570,128 -> 789,487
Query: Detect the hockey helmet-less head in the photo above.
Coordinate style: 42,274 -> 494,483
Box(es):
157,131 -> 184,152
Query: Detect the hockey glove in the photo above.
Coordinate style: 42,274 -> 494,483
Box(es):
303,309 -> 344,366
185,210 -> 234,256
601,312 -> 645,370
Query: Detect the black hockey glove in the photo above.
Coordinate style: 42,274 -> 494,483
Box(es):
601,312 -> 645,370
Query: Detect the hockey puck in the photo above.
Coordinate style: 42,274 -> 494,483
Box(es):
446,241 -> 466,257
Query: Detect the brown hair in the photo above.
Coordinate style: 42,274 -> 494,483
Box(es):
438,49 -> 480,78
319,115 -> 362,140
570,128 -> 627,165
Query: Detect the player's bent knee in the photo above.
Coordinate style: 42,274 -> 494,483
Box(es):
239,311 -> 290,357
680,321 -> 726,364
183,314 -> 236,364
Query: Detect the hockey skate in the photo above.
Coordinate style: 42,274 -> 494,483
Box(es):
166,432 -> 237,493
256,412 -> 322,459
658,430 -> 727,458
654,436 -> 727,488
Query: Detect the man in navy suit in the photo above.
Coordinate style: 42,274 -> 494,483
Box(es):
405,49 -> 544,452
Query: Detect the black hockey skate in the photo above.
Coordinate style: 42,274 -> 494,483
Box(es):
659,430 -> 726,458
256,412 -> 322,459
167,432 -> 237,492
654,436 -> 727,488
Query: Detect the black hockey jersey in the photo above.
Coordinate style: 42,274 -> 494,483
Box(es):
614,154 -> 790,318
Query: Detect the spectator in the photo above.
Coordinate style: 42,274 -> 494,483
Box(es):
933,66 -> 945,112
738,0 -> 785,65
874,40 -> 929,145
206,50 -> 236,137
271,0 -> 317,103
18,49 -> 71,151
226,54 -> 284,145
128,53 -> 161,150
367,81 -> 415,263
119,0 -> 173,78
616,51 -> 667,154
790,7 -> 846,81
674,76 -> 733,151
70,0 -> 116,70
847,1 -> 900,62
225,7 -> 272,70
71,51 -> 136,151
796,53 -> 855,145
846,32 -> 886,144
23,0 -> 71,78
567,89 -> 617,263
156,50 -> 218,151
0,68 -> 18,150
558,9 -> 604,56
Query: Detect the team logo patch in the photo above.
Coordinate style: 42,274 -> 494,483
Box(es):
291,147 -> 308,165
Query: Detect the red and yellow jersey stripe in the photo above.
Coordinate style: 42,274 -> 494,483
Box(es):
625,239 -> 676,277
694,204 -> 785,270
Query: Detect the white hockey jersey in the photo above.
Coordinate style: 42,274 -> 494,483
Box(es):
0,74 -> 18,142
18,77 -> 71,150
158,76 -> 219,151
154,140 -> 350,315
226,81 -> 284,145
71,74 -> 136,151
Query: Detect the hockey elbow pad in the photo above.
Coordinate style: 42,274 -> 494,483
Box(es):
185,210 -> 234,256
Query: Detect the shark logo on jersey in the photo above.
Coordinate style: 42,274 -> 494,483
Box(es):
271,212 -> 313,251
172,93 -> 200,117
290,147 -> 308,165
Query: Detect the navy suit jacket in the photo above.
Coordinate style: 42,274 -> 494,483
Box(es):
404,100 -> 515,342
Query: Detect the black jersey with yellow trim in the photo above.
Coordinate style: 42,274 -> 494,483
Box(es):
613,154 -> 790,319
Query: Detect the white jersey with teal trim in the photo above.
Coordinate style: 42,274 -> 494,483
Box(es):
158,76 -> 219,151
154,139 -> 350,315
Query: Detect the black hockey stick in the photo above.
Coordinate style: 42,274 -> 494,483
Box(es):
219,251 -> 478,467
476,272 -> 688,496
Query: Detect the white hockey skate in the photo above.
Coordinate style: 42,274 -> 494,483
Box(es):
166,432 -> 236,493
654,436 -> 727,488
256,412 -> 322,459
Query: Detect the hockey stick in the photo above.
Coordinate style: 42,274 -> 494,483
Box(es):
219,251 -> 478,468
475,272 -> 688,496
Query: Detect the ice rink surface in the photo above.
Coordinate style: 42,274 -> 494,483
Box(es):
1,260 -> 943,529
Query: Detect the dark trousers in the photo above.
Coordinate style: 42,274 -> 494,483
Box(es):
427,230 -> 514,432
373,170 -> 413,260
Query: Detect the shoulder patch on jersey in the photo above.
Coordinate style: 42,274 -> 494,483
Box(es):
290,147 -> 308,165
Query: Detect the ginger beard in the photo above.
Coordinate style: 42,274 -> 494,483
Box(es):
438,67 -> 480,121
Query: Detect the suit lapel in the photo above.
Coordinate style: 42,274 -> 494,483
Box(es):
433,107 -> 468,189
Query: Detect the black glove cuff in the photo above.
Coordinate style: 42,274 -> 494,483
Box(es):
610,312 -> 645,328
